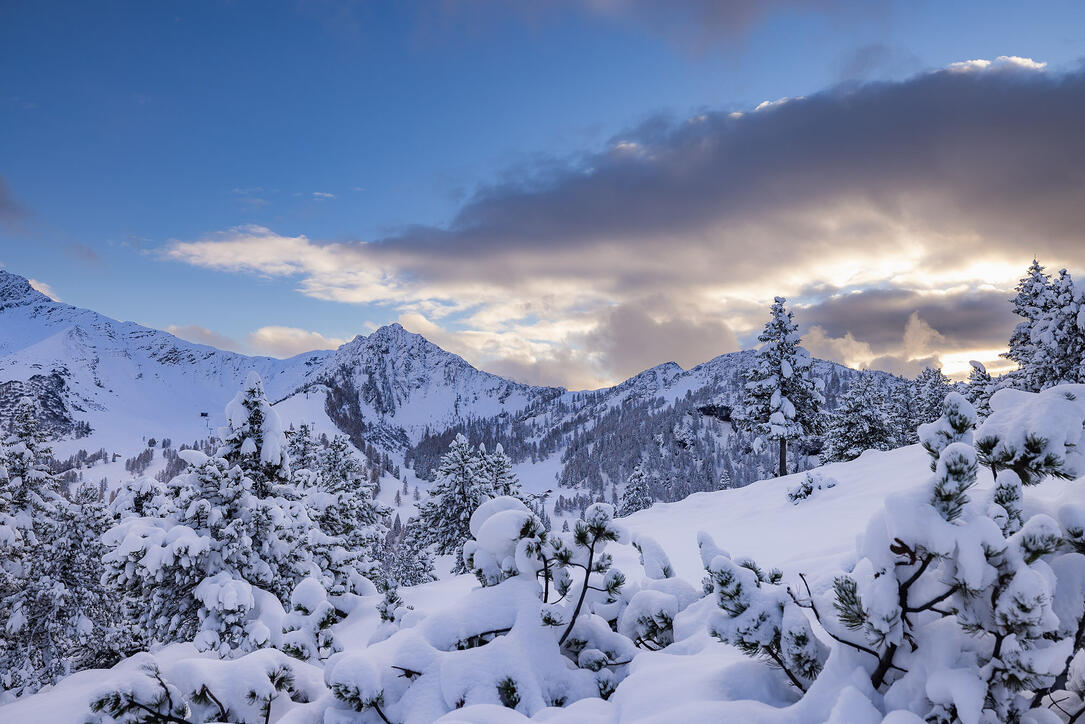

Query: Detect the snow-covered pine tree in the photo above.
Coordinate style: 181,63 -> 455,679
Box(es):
286,422 -> 320,473
618,463 -> 653,517
307,435 -> 389,596
886,381 -> 920,447
218,371 -> 292,497
384,517 -> 437,586
216,372 -> 308,599
479,443 -> 522,499
0,400 -> 125,696
717,470 -> 733,491
912,366 -> 954,425
1002,259 -> 1054,391
965,359 -> 996,418
1029,268 -> 1085,389
738,296 -> 824,476
821,375 -> 894,463
917,390 -> 977,471
415,433 -> 490,573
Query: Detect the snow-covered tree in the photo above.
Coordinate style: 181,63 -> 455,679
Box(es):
1003,259 -> 1054,391
912,366 -> 954,425
384,517 -> 437,587
1029,268 -> 1085,389
821,375 -> 894,463
306,435 -> 388,596
917,390 -> 977,470
479,442 -> 522,499
738,296 -> 824,476
1,399 -> 122,696
415,433 -> 490,573
965,359 -> 997,418
887,380 -> 920,447
618,463 -> 653,516
285,422 -> 320,473
103,377 -> 310,658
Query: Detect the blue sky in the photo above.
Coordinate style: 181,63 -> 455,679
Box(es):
2,1 -> 1085,388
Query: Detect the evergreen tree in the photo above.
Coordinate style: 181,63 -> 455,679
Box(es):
1029,268 -> 1085,388
738,297 -> 824,476
964,360 -> 996,418
286,422 -> 320,473
886,381 -> 919,447
307,435 -> 390,596
385,518 -> 437,586
717,470 -> 733,491
618,464 -> 653,517
479,443 -> 522,499
912,367 -> 954,425
821,376 -> 893,463
415,434 -> 489,573
1,399 -> 121,695
1002,259 -> 1054,391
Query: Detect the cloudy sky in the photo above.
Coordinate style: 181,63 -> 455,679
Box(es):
3,1 -> 1085,389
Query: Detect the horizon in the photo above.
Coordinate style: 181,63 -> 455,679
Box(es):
3,1 -> 1085,389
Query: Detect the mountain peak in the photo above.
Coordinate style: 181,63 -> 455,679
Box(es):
0,269 -> 49,309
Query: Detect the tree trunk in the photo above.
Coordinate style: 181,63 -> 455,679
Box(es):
778,437 -> 787,477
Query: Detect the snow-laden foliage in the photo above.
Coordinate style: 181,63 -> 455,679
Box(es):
618,463 -> 653,517
479,442 -> 522,499
305,435 -> 389,597
415,433 -> 493,574
715,382 -> 1085,723
966,360 -> 998,419
384,516 -> 437,587
101,374 -> 375,659
0,398 -> 125,697
737,296 -> 824,477
786,471 -> 837,504
918,391 -> 977,470
823,375 -> 894,463
912,367 -> 956,427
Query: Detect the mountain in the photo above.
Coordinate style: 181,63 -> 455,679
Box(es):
0,268 -> 905,502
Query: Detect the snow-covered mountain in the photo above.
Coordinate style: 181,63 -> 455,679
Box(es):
0,268 -> 903,497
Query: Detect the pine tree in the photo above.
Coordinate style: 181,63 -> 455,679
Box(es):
479,443 -> 522,498
821,376 -> 893,463
738,297 -> 824,476
1029,268 -> 1084,389
286,423 -> 320,473
385,518 -> 437,586
216,372 -> 307,599
912,367 -> 954,426
415,434 -> 489,573
717,470 -> 733,490
1002,259 -> 1054,391
307,435 -> 390,596
1,399 -> 121,695
886,381 -> 919,447
618,464 -> 653,516
965,360 -> 996,418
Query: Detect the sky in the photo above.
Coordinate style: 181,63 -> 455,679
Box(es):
2,1 -> 1085,390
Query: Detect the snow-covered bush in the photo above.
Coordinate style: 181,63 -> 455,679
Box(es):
918,390 -> 976,470
86,649 -> 321,724
281,577 -> 343,663
717,383 -> 1085,722
786,471 -> 837,504
702,533 -> 827,692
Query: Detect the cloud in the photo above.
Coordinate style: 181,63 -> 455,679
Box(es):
162,62 -> 1085,386
167,324 -> 241,352
28,278 -> 59,301
312,192 -> 337,200
246,326 -> 347,357
167,322 -> 348,359
67,243 -> 101,264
